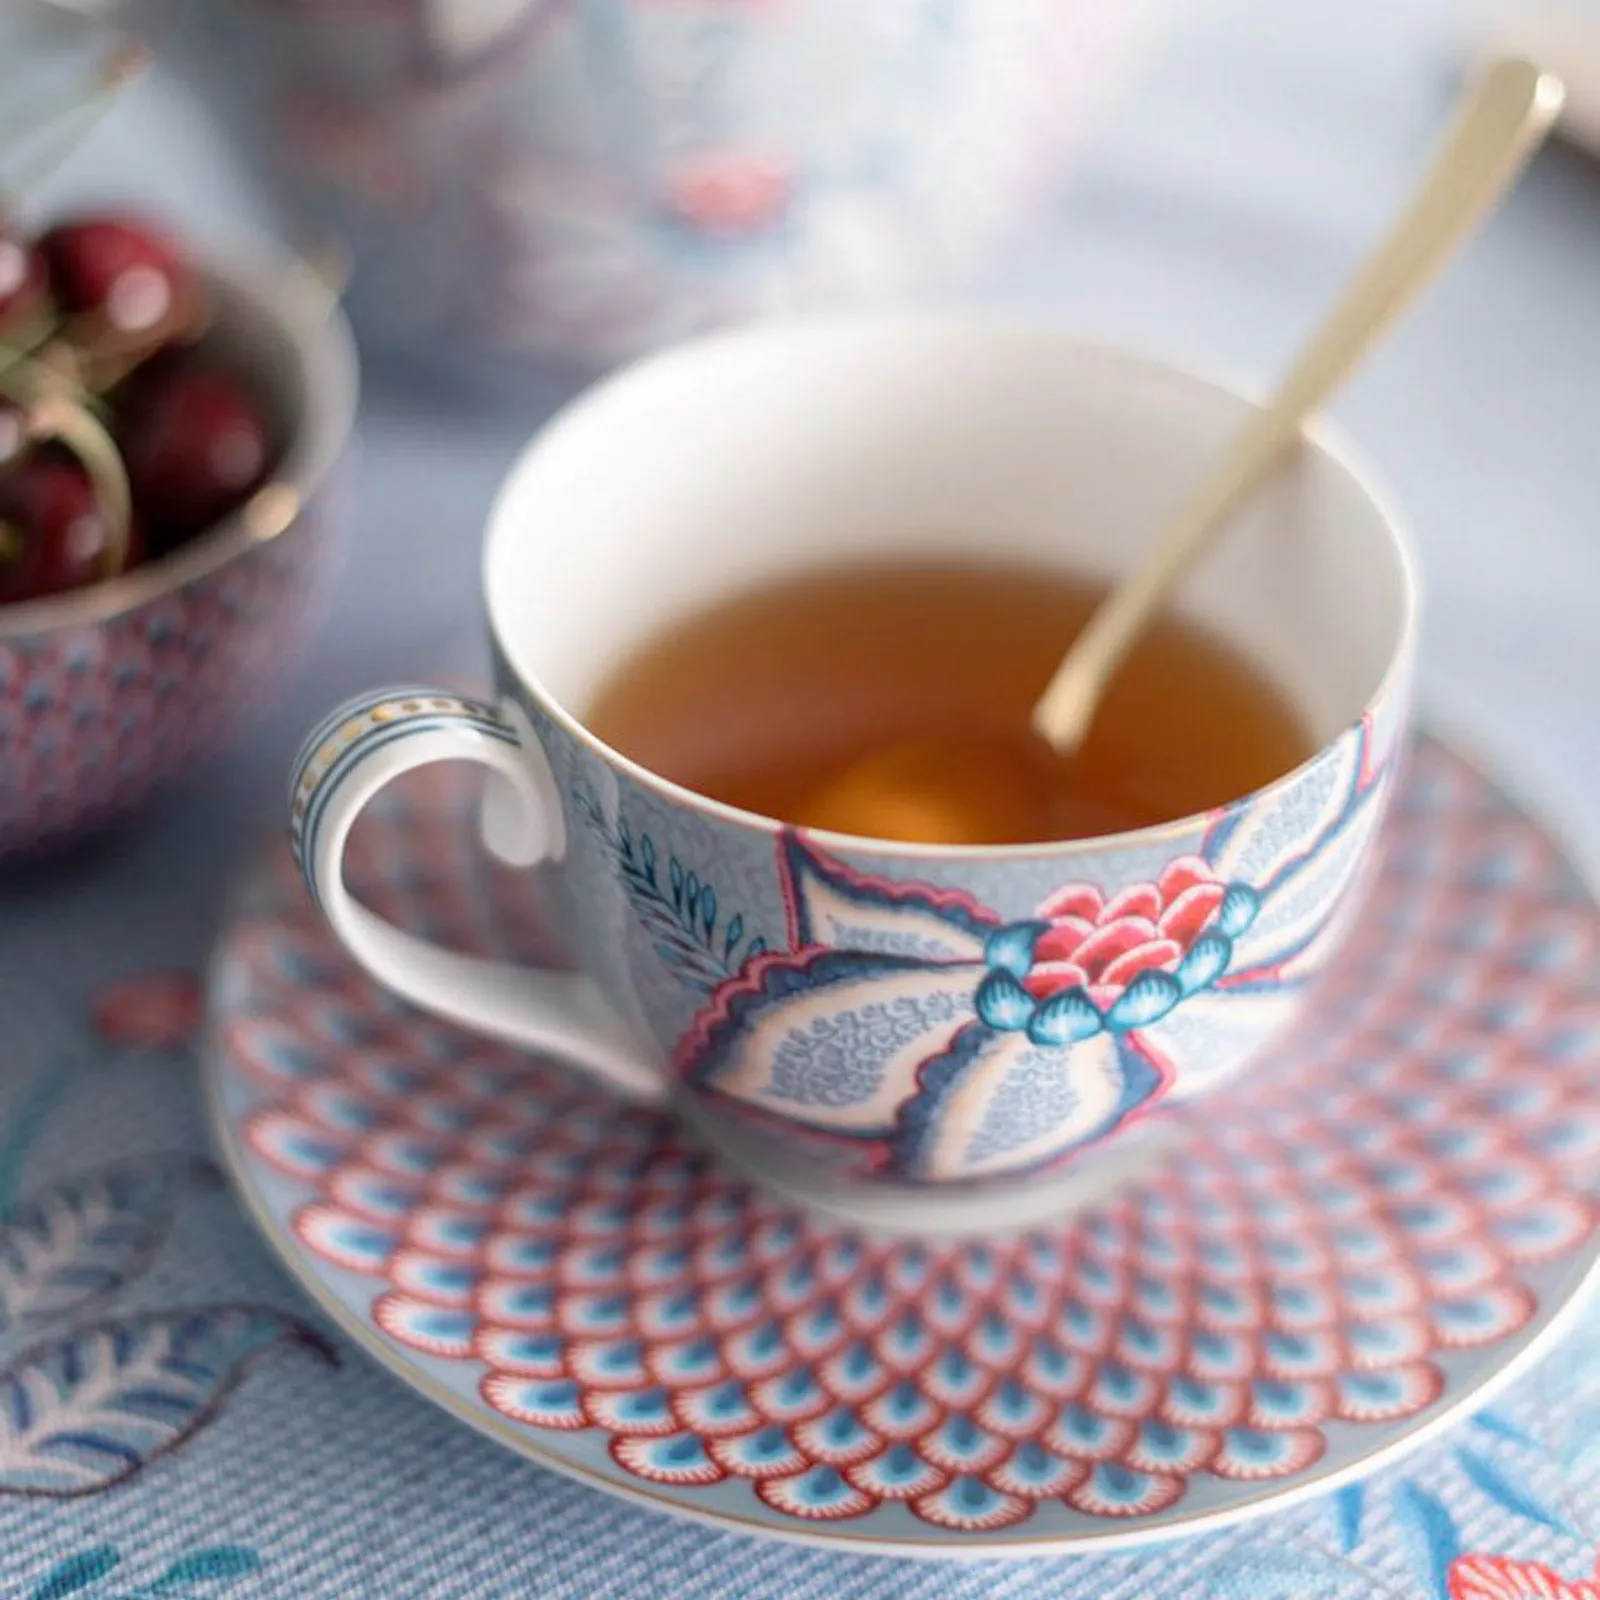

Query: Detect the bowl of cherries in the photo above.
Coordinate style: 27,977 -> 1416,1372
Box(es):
0,210 -> 357,858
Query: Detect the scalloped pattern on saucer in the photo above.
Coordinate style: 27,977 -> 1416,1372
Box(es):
0,507 -> 332,859
208,739 -> 1600,1552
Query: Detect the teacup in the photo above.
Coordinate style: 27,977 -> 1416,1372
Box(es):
289,316 -> 1417,1233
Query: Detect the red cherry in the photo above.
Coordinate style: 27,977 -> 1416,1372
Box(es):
117,359 -> 271,548
0,448 -> 138,603
38,213 -> 194,339
0,232 -> 49,338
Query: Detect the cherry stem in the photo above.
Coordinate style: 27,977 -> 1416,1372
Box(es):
59,308 -> 199,394
0,339 -> 113,432
0,327 -> 54,383
23,392 -> 132,578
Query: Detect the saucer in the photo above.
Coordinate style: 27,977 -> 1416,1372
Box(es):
204,733 -> 1600,1558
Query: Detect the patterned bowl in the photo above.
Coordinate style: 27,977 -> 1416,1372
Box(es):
0,264 -> 359,859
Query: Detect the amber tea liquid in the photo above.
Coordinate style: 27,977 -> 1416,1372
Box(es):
584,560 -> 1315,846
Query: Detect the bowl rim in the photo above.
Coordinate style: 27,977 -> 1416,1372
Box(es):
0,257 -> 360,640
484,311 -> 1421,864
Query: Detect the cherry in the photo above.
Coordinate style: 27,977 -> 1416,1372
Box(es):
38,213 -> 194,342
0,232 -> 49,339
0,448 -> 138,603
117,357 -> 270,549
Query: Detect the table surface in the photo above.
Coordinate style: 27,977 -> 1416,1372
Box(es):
6,1 -> 1600,1595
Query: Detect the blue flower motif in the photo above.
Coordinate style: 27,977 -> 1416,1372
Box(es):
676,722 -> 1388,1182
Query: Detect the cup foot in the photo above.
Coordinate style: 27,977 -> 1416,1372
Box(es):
673,1099 -> 1182,1238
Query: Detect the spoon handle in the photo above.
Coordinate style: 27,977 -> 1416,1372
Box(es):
1032,57 -> 1565,755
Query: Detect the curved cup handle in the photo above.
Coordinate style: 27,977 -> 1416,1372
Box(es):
288,686 -> 663,1102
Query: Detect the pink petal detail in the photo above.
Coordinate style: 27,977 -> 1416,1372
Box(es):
1101,884 -> 1163,924
1036,917 -> 1094,963
1158,883 -> 1226,947
1157,856 -> 1218,901
1037,884 -> 1104,922
1100,939 -> 1184,990
1024,961 -> 1092,1001
1074,918 -> 1161,981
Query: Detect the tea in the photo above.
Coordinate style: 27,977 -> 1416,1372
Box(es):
583,560 -> 1314,845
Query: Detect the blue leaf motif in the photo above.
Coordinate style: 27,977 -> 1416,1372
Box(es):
1393,1481 -> 1461,1600
1455,1445 -> 1573,1533
1471,1408 -> 1536,1448
1176,932 -> 1232,995
983,922 -> 1044,980
1104,970 -> 1181,1029
0,1159 -> 219,1335
28,1549 -> 119,1600
0,1305 -> 336,1497
1333,1481 -> 1363,1553
1217,884 -> 1261,936
1027,987 -> 1102,1047
151,1547 -> 262,1593
572,799 -> 755,986
975,970 -> 1034,1031
570,783 -> 602,830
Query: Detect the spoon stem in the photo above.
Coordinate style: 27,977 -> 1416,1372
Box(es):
1032,57 -> 1565,755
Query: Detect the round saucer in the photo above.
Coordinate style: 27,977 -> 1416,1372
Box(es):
205,734 -> 1600,1558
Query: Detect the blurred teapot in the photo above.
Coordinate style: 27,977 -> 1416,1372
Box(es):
119,0 -> 1144,377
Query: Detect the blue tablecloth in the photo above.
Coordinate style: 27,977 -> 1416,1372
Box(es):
6,0 -> 1600,1594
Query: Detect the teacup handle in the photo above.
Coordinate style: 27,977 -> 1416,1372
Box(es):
288,686 -> 664,1102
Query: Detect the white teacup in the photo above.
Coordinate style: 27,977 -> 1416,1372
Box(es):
290,317 -> 1417,1232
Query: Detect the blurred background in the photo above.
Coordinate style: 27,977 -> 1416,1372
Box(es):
1,7 -> 1599,1592
0,0 -> 1595,917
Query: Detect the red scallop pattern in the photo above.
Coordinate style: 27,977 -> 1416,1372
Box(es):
222,740 -> 1600,1535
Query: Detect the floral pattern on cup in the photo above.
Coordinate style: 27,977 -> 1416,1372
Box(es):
218,732 -> 1600,1548
678,717 -> 1389,1182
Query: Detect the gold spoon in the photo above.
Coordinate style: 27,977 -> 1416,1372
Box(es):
1031,54 -> 1564,755
806,57 -> 1564,845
